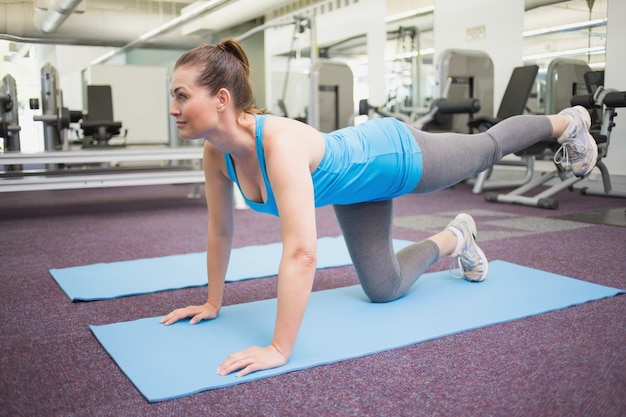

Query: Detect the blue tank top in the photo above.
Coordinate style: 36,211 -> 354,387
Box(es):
224,114 -> 422,217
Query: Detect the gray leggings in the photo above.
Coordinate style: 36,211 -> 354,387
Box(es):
333,115 -> 553,302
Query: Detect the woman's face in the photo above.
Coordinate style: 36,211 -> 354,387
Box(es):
169,65 -> 220,139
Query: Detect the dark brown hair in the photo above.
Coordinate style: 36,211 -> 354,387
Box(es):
175,38 -> 262,114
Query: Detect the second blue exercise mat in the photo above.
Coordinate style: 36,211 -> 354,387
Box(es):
90,260 -> 624,402
50,236 -> 414,301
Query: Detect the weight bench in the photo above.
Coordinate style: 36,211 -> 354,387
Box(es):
80,85 -> 124,148
466,65 -> 539,194
358,97 -> 481,131
484,83 -> 626,209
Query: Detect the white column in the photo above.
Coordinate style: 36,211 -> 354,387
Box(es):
603,0 -> 626,176
433,0 -> 524,113
364,0 -> 387,106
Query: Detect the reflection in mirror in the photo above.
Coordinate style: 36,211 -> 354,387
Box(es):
523,0 -> 607,114
318,1 -> 435,125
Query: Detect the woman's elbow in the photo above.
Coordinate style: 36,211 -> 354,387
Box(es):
291,248 -> 318,269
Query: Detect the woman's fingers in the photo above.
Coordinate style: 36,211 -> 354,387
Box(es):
160,304 -> 218,325
216,345 -> 287,377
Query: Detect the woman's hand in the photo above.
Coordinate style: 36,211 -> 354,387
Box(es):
216,344 -> 288,377
160,302 -> 220,325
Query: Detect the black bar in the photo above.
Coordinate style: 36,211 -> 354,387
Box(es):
603,91 -> 626,108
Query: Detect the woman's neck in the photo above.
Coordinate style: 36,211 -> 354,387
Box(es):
207,112 -> 257,157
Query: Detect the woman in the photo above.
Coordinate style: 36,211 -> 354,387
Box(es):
160,39 -> 597,377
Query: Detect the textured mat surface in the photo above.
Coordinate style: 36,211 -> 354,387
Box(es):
50,236 -> 413,301
90,260 -> 624,402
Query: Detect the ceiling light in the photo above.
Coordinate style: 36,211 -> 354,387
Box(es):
523,18 -> 607,37
523,46 -> 605,61
385,6 -> 435,23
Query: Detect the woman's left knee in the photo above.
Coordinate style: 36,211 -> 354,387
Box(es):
362,285 -> 402,303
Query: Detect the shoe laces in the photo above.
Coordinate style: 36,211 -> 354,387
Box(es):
449,258 -> 465,279
449,243 -> 482,280
553,145 -> 570,167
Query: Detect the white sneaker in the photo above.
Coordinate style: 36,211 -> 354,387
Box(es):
554,106 -> 598,178
446,213 -> 488,282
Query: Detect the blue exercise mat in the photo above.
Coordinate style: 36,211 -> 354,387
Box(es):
90,260 -> 624,402
50,236 -> 414,301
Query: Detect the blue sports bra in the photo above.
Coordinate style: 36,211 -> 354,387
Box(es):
224,115 -> 276,214
224,114 -> 423,217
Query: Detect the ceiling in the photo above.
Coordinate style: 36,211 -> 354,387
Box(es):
1,0 -> 584,49
0,0 -> 605,63
0,0 -> 300,50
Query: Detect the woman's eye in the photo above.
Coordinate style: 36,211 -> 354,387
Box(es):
171,91 -> 187,101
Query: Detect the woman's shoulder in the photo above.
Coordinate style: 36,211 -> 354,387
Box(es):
202,141 -> 232,187
262,114 -> 321,139
203,140 -> 227,169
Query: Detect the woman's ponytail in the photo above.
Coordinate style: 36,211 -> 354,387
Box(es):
175,38 -> 262,114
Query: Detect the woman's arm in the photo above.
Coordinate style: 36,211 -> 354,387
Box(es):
270,130 -> 319,361
216,120 -> 320,377
161,141 -> 234,325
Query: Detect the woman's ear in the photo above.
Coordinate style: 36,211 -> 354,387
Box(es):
216,88 -> 231,111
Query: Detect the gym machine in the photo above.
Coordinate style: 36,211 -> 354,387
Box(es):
0,75 -> 22,171
358,97 -> 481,132
435,49 -> 494,133
0,74 -> 21,152
578,87 -> 626,199
239,15 -> 354,132
484,82 -> 626,209
30,63 -> 83,152
310,60 -> 354,132
0,63 -> 203,193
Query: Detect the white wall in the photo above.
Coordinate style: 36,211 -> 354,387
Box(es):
317,0 -> 387,105
603,0 -> 626,177
85,64 -> 170,144
263,0 -> 387,113
46,44 -> 124,111
433,0 -> 524,113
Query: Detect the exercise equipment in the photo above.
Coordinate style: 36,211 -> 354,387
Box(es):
435,49 -> 494,133
50,236 -> 414,301
80,85 -> 124,147
383,26 -> 422,114
1,65 -> 203,195
0,74 -> 21,153
359,97 -> 481,131
359,48 -> 488,133
0,147 -> 204,192
310,60 -> 354,132
578,86 -> 626,200
426,75 -> 478,132
238,16 -> 320,128
30,64 -> 123,150
90,260 -> 624,402
484,74 -> 626,209
545,58 -> 591,114
360,49 -> 485,127
468,65 -> 540,193
30,63 -> 83,151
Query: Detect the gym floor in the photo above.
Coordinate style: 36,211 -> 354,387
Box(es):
1,181 -> 624,417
